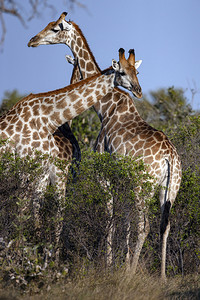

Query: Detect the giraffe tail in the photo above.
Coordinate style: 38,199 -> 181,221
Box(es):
160,158 -> 171,237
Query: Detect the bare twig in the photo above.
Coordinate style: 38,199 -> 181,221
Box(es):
0,0 -> 86,47
0,11 -> 6,46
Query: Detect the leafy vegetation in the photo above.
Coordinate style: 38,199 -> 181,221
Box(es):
71,108 -> 101,151
0,90 -> 26,116
0,89 -> 199,297
135,86 -> 194,130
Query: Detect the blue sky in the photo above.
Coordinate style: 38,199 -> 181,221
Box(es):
0,0 -> 200,110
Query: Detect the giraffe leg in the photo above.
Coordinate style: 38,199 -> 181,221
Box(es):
106,193 -> 114,267
49,164 -> 67,262
125,219 -> 131,269
32,172 -> 50,239
54,204 -> 64,262
130,207 -> 150,274
98,176 -> 115,267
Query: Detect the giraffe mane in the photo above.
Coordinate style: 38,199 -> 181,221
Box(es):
11,68 -> 113,109
71,21 -> 101,73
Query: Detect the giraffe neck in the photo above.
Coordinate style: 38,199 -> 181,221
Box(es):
9,71 -> 115,135
66,22 -> 100,80
66,22 -> 141,120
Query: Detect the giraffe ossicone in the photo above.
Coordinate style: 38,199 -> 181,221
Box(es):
65,55 -> 76,65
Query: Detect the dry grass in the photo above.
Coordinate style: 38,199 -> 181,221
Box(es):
0,270 -> 199,300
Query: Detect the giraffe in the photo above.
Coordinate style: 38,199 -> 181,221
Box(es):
27,13 -> 182,280
0,49 -> 140,260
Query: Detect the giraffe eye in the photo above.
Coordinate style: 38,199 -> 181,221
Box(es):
51,28 -> 59,33
59,23 -> 64,31
120,72 -> 126,76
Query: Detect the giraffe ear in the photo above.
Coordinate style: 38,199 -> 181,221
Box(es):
54,20 -> 72,31
65,55 -> 76,66
135,60 -> 142,69
112,59 -> 120,71
63,20 -> 72,31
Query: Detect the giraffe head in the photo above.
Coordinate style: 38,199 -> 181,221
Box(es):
28,12 -> 72,47
112,48 -> 142,99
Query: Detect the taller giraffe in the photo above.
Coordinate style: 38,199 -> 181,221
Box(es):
28,13 -> 182,280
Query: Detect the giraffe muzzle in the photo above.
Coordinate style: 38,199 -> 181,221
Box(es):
28,36 -> 40,47
131,84 -> 143,99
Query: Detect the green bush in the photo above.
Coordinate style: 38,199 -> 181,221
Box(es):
63,151 -> 153,268
0,115 -> 200,292
0,90 -> 26,116
0,147 -> 153,288
71,108 -> 101,151
0,145 -> 56,289
135,87 -> 193,131
142,116 -> 200,276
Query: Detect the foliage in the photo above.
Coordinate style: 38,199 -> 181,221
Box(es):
63,150 -> 153,266
0,89 -> 25,116
135,87 -> 193,130
0,89 -> 199,295
142,115 -> 200,276
0,146 -> 153,290
167,115 -> 200,171
0,145 -> 59,289
167,116 -> 200,275
71,107 -> 101,151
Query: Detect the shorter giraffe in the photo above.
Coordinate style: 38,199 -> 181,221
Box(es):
0,49 -> 141,258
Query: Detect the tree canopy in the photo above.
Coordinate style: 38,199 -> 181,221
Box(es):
0,89 -> 25,116
135,87 -> 194,130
